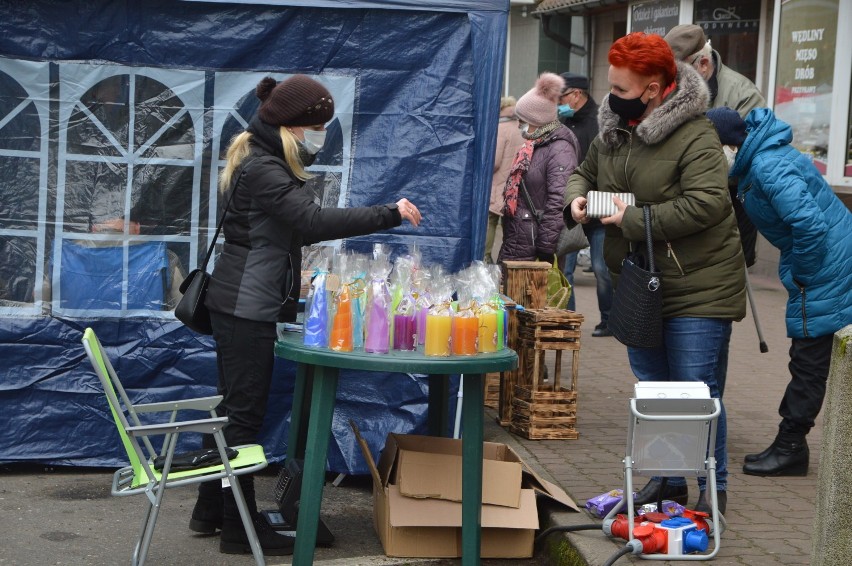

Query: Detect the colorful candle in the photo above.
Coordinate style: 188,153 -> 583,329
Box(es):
364,297 -> 390,353
416,306 -> 429,346
424,314 -> 452,356
477,311 -> 498,353
452,315 -> 479,356
329,286 -> 353,352
393,313 -> 417,351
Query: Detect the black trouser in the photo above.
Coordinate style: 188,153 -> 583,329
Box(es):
778,334 -> 834,436
210,311 -> 277,446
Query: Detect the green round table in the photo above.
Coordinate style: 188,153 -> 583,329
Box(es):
274,331 -> 518,566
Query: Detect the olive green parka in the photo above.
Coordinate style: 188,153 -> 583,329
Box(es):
565,62 -> 746,320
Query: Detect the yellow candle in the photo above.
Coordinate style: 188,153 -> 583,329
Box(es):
425,314 -> 452,356
452,316 -> 479,356
477,311 -> 498,353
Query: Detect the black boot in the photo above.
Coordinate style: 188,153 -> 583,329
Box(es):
742,433 -> 809,476
632,478 -> 689,507
189,479 -> 223,534
744,439 -> 778,463
219,474 -> 295,556
694,489 -> 727,515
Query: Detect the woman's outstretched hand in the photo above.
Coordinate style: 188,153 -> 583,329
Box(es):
396,198 -> 422,227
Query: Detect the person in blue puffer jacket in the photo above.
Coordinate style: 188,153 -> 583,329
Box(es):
707,106 -> 852,477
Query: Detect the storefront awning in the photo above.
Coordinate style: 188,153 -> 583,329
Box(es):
533,0 -> 627,16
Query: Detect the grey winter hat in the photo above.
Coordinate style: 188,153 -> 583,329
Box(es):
664,24 -> 707,61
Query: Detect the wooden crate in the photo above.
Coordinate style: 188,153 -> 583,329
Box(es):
484,372 -> 500,409
516,309 -> 583,392
497,262 -> 550,426
510,384 -> 579,440
510,308 -> 584,440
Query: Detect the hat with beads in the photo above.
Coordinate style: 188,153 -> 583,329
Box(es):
256,74 -> 334,127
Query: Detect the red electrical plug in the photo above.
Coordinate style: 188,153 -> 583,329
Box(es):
682,509 -> 711,533
632,523 -> 668,554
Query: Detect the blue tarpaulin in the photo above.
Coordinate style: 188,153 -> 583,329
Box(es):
0,0 -> 508,474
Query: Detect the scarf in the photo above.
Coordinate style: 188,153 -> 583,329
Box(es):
503,120 -> 560,216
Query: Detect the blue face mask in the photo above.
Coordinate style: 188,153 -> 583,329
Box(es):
557,104 -> 575,119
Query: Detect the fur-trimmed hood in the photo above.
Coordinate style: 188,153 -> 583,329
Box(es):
598,61 -> 710,148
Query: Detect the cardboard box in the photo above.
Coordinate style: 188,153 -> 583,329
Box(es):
352,424 -> 579,558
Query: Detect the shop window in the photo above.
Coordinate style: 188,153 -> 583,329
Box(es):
773,0 -> 838,173
694,0 -> 761,83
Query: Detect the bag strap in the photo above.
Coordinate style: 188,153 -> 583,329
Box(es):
643,205 -> 655,272
200,160 -> 253,270
519,178 -> 543,225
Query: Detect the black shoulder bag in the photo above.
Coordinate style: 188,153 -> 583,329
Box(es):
607,205 -> 663,348
175,164 -> 249,334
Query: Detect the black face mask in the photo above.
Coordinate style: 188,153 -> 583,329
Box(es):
608,86 -> 651,122
298,141 -> 318,167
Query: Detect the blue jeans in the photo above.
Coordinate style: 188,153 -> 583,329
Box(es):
562,251 -> 577,311
585,224 -> 612,324
627,317 -> 731,492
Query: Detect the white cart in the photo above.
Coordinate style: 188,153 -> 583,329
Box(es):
604,382 -> 725,560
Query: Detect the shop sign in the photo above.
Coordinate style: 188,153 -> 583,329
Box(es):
630,0 -> 679,36
694,0 -> 760,33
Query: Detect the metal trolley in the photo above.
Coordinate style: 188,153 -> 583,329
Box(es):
604,382 -> 725,560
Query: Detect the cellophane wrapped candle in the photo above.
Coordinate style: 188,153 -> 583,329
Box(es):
424,275 -> 454,357
389,254 -> 416,351
304,257 -> 330,348
412,264 -> 431,347
451,268 -> 478,355
329,253 -> 354,352
364,253 -> 392,354
350,254 -> 369,350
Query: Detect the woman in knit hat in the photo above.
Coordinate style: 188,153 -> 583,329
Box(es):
498,72 -> 579,263
564,32 -> 746,518
191,74 -> 421,556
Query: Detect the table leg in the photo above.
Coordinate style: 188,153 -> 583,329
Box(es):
287,363 -> 313,461
292,364 -> 339,566
461,372 -> 483,565
427,374 -> 450,437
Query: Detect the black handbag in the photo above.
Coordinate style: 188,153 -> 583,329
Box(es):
175,165 -> 248,334
608,205 -> 663,348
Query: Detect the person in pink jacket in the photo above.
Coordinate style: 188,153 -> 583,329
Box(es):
485,96 -> 525,262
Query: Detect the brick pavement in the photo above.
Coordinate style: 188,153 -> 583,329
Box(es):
492,269 -> 820,566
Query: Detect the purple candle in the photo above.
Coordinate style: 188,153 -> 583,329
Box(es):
365,298 -> 390,353
393,313 -> 417,351
416,306 -> 428,345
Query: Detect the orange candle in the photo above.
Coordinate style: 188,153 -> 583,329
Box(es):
452,315 -> 479,356
329,286 -> 353,352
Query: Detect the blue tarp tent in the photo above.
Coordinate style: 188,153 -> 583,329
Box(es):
0,0 -> 508,474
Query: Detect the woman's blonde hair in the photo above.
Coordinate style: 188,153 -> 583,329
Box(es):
218,126 -> 312,192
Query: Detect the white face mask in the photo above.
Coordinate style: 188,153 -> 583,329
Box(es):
302,129 -> 327,155
723,145 -> 738,171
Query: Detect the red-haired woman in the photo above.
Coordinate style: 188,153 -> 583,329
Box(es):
564,33 -> 746,516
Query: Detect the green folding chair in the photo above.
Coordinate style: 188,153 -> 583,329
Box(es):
81,328 -> 267,566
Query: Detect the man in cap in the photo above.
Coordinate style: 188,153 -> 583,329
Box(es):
557,72 -> 613,337
665,24 -> 764,268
